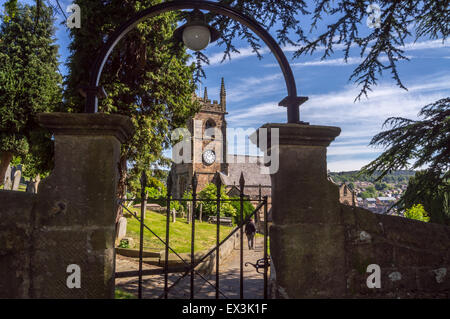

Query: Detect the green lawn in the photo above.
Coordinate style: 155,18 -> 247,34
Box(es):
115,289 -> 136,299
0,183 -> 27,191
124,208 -> 235,253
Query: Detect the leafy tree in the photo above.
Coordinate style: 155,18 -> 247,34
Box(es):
198,0 -> 448,99
229,197 -> 256,225
404,204 -> 430,223
360,191 -> 374,200
63,0 -> 198,215
1,0 -> 18,23
5,1 -> 449,96
361,99 -> 450,224
197,184 -> 236,220
400,171 -> 449,225
374,182 -> 388,191
0,3 -> 61,185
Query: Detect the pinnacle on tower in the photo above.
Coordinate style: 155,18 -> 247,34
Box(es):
220,77 -> 226,111
203,87 -> 208,101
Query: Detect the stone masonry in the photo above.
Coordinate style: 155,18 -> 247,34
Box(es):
255,123 -> 450,298
0,113 -> 133,298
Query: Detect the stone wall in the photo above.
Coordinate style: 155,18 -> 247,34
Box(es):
0,191 -> 35,298
343,204 -> 450,298
198,231 -> 240,275
261,123 -> 450,299
269,181 -> 450,299
0,113 -> 133,299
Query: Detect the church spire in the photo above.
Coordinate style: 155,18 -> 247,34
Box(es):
203,87 -> 208,101
220,77 -> 226,111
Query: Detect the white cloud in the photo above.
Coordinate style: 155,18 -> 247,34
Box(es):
290,56 -> 392,68
209,39 -> 448,69
402,39 -> 449,51
227,101 -> 282,123
303,74 -> 450,125
229,74 -> 450,126
283,38 -> 448,54
207,47 -> 270,66
224,73 -> 450,171
327,145 -> 381,156
327,159 -> 373,172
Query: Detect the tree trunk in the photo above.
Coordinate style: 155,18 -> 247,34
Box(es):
115,154 -> 128,224
0,151 -> 13,186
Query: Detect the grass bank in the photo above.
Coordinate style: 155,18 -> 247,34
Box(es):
124,208 -> 235,253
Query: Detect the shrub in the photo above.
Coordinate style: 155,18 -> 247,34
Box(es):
229,197 -> 257,224
404,204 -> 430,222
197,184 -> 236,219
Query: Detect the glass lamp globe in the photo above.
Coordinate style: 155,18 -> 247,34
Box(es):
182,24 -> 211,51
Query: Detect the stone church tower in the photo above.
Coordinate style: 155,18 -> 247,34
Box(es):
172,78 -> 228,198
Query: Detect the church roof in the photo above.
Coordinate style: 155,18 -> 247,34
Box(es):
219,155 -> 271,187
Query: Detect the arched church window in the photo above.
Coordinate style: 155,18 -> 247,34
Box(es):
205,119 -> 216,139
205,119 -> 215,129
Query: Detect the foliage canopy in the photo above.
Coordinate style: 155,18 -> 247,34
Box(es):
361,99 -> 450,224
0,3 -> 61,180
63,0 -> 199,203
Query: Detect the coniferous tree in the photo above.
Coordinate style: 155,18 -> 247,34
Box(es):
361,98 -> 450,224
7,0 -> 446,97
0,3 -> 61,184
63,0 -> 198,215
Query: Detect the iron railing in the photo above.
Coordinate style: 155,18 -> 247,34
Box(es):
116,171 -> 270,299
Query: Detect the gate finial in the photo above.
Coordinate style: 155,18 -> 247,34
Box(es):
213,171 -> 222,190
239,171 -> 245,192
192,172 -> 198,193
166,171 -> 173,195
140,171 -> 147,197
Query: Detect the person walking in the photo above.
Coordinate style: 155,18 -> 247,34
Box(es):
245,218 -> 256,250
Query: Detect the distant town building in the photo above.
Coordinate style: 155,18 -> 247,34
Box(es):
327,175 -> 357,207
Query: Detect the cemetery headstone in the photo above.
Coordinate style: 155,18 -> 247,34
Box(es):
199,203 -> 203,222
26,181 -> 37,193
171,208 -> 176,223
187,202 -> 192,224
3,165 -> 12,190
12,170 -> 21,191
116,216 -> 127,241
34,174 -> 41,192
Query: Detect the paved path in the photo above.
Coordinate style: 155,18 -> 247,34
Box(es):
194,237 -> 265,299
115,237 -> 266,299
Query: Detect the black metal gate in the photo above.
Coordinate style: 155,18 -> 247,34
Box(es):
116,171 -> 269,299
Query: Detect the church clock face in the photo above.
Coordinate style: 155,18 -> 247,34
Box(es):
202,150 -> 216,165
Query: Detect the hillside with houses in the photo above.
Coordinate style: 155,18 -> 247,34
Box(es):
329,170 -> 416,215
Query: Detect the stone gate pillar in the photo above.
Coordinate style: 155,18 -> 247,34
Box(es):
256,123 -> 342,298
31,113 -> 133,298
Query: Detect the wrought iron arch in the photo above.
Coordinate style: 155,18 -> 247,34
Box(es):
85,0 -> 308,123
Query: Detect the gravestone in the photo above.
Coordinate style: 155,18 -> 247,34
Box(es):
198,203 -> 203,222
116,216 -> 127,241
26,181 -> 36,193
187,202 -> 192,224
171,208 -> 176,223
11,170 -> 21,191
3,165 -> 12,190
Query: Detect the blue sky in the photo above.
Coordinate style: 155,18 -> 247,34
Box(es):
4,1 -> 450,172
